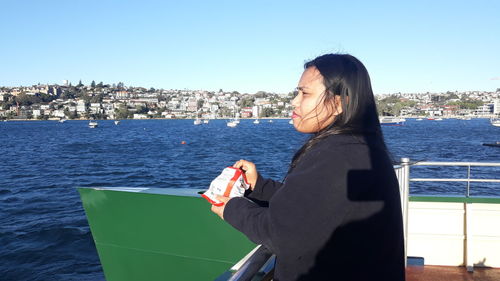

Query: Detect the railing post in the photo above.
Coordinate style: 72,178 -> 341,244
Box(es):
400,157 -> 410,267
467,165 -> 471,197
465,202 -> 474,272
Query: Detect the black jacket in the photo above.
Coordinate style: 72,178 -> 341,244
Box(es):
224,134 -> 405,281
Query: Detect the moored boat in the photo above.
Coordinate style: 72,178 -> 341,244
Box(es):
483,141 -> 500,147
88,120 -> 98,128
379,116 -> 406,126
491,118 -> 500,127
227,120 -> 238,127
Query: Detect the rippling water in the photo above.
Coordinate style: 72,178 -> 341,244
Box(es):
0,118 -> 499,280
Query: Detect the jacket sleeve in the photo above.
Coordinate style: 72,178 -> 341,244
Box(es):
245,173 -> 283,202
223,144 -> 369,255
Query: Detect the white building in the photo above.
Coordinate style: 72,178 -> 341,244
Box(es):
133,114 -> 148,119
161,112 -> 175,118
32,109 -> 43,118
76,100 -> 86,113
476,104 -> 493,116
89,103 -> 102,114
494,99 -> 500,115
252,106 -> 260,117
52,109 -> 65,118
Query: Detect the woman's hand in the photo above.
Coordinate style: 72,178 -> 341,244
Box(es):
211,195 -> 231,220
233,159 -> 258,190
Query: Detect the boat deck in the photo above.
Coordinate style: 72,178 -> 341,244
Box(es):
406,266 -> 500,281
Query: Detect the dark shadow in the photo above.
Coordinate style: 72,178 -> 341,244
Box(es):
296,134 -> 406,280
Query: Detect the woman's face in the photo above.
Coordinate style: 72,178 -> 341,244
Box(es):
291,67 -> 342,133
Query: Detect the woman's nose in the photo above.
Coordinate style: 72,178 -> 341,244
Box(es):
291,93 -> 300,108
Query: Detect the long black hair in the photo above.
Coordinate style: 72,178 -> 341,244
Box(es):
289,53 -> 387,170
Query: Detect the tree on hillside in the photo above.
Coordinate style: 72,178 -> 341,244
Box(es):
115,104 -> 130,119
15,93 -> 41,106
197,99 -> 204,110
135,105 -> 148,114
239,97 -> 255,108
260,107 -> 274,117
255,91 -> 267,98
90,93 -> 104,103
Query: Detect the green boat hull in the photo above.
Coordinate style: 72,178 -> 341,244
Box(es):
78,187 -> 255,281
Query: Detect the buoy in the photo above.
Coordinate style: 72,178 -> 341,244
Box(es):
181,141 -> 186,145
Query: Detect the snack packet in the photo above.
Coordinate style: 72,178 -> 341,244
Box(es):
202,167 -> 250,206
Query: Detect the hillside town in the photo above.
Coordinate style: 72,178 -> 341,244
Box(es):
0,81 -> 499,120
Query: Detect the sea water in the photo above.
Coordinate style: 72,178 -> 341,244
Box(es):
0,118 -> 499,280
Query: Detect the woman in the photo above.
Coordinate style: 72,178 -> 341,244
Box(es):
211,54 -> 405,281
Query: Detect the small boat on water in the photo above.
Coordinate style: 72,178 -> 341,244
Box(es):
483,141 -> 500,147
114,120 -> 120,125
490,118 -> 500,127
227,120 -> 238,127
59,118 -> 67,123
289,119 -> 293,125
416,118 -> 423,121
379,116 -> 406,126
253,119 -> 260,124
193,118 -> 202,125
88,120 -> 98,128
203,119 -> 209,124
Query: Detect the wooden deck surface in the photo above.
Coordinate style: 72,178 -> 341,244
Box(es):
406,266 -> 500,281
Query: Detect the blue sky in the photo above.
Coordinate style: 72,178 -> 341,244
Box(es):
1,0 -> 499,94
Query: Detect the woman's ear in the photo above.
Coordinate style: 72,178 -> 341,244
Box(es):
333,95 -> 343,114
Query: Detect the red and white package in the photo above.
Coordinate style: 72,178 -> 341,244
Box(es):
202,167 -> 250,206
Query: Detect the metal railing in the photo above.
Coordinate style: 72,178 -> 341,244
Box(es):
227,245 -> 274,281
395,158 -> 500,219
394,158 -> 500,270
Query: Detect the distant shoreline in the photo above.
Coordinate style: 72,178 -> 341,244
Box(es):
2,117 -> 293,121
2,116 -> 495,122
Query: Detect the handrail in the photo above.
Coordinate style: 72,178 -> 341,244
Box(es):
408,161 -> 500,197
395,159 -> 500,272
225,245 -> 274,281
412,161 -> 500,167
